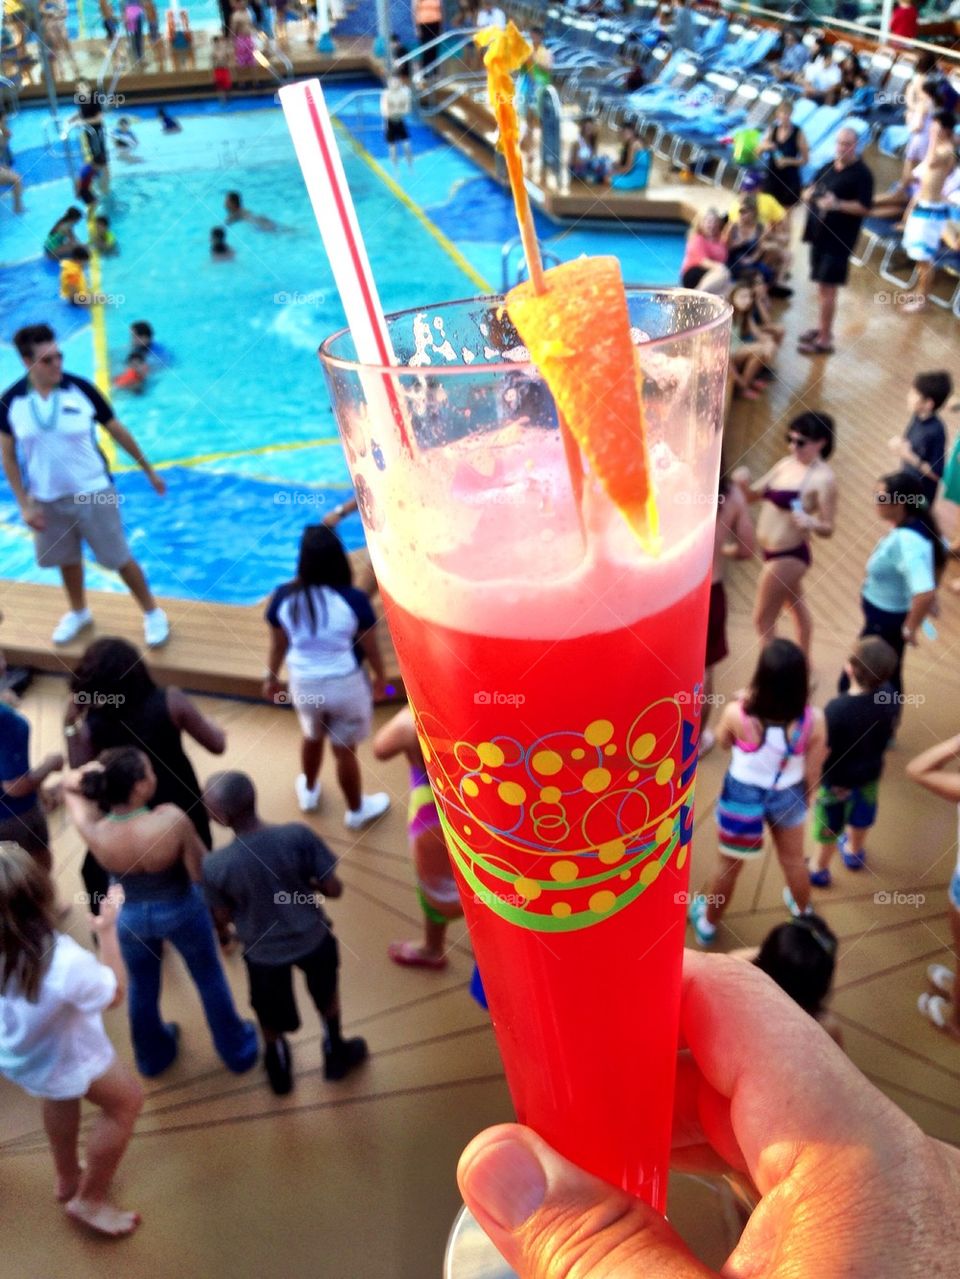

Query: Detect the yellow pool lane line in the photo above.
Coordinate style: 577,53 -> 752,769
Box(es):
332,119 -> 494,295
88,215 -> 117,466
111,436 -> 348,473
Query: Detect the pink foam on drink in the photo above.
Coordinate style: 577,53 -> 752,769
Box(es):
358,420 -> 715,641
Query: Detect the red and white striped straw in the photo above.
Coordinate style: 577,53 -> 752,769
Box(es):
279,78 -> 411,452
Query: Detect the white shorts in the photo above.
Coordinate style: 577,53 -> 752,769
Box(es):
903,203 -> 950,262
289,668 -> 372,747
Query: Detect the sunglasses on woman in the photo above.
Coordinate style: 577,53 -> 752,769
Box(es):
786,433 -> 811,447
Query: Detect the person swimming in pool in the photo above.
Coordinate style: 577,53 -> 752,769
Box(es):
210,226 -> 234,259
113,322 -> 167,392
112,117 -> 143,163
157,107 -> 181,133
91,215 -> 118,254
224,191 -> 291,232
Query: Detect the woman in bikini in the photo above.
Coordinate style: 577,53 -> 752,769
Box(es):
733,412 -> 837,661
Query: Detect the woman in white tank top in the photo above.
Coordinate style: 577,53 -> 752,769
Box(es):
690,640 -> 825,946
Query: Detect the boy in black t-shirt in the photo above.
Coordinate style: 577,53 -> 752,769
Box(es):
202,770 -> 368,1095
890,369 -> 952,508
810,637 -> 899,887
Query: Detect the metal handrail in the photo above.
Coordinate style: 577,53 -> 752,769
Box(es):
718,0 -> 960,63
96,31 -> 124,96
418,75 -> 489,116
393,26 -> 482,73
501,235 -> 562,291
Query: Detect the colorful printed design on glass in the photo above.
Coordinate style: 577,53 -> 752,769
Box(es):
413,693 -> 700,933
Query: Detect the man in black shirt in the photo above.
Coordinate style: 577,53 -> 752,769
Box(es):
799,128 -> 874,356
890,369 -> 952,507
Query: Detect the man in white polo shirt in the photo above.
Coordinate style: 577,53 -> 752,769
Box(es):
0,323 -> 170,647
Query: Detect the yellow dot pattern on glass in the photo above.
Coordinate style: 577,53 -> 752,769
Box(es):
584,719 -> 614,746
598,839 -> 624,864
531,750 -> 563,776
409,693 -> 698,933
478,741 -> 505,769
583,768 -> 611,794
639,860 -> 663,887
498,781 -> 526,806
631,732 -> 656,760
514,876 -> 541,901
655,760 -> 675,785
550,860 -> 578,883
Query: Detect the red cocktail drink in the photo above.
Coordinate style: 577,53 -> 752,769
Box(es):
320,291 -> 730,1210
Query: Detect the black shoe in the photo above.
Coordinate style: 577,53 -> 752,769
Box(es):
323,1036 -> 369,1081
265,1037 -> 293,1095
768,284 -> 794,299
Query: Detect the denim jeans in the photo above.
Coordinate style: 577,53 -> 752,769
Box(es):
118,884 -> 258,1077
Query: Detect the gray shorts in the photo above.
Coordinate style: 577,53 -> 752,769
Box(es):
289,668 -> 372,747
34,489 -> 131,570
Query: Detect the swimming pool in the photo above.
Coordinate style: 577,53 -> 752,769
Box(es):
0,88 -> 686,604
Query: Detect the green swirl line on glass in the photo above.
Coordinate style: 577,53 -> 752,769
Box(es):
437,808 -> 684,933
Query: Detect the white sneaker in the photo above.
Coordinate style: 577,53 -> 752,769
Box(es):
143,608 -> 170,648
52,609 -> 93,645
295,774 -> 321,812
344,792 -> 390,830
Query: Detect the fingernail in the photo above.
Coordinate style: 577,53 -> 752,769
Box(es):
461,1135 -> 548,1232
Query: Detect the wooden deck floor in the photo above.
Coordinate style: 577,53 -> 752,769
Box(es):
0,555 -> 403,701
2,162 -> 960,1278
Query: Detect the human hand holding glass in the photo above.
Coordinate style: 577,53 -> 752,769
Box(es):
458,951 -> 960,1278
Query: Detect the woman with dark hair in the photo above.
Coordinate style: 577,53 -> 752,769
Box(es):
850,470 -> 942,699
690,639 -> 826,946
733,412 -> 838,660
62,748 -> 258,1078
264,524 -> 389,827
65,636 -> 226,911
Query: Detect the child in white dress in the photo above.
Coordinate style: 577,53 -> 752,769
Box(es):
0,843 -> 142,1236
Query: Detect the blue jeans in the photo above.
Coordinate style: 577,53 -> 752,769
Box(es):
118,885 -> 258,1077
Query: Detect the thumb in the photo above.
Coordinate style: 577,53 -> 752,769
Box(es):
458,1125 -> 716,1279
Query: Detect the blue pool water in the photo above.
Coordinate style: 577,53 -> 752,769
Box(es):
0,89 -> 685,604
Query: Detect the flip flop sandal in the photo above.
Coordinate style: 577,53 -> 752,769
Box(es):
797,339 -> 835,355
918,992 -> 954,1030
388,940 -> 448,970
927,964 -> 955,997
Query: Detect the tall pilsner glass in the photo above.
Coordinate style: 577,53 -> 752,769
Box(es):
320,290 -> 730,1210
